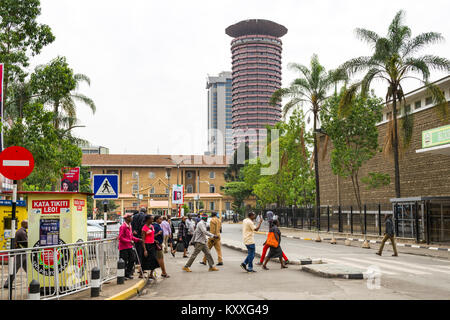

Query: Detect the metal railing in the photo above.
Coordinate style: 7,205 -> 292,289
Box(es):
0,237 -> 118,300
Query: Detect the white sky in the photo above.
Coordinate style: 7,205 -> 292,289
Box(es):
32,0 -> 450,155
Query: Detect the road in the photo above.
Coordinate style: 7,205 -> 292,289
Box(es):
135,224 -> 450,300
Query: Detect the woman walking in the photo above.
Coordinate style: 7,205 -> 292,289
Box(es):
262,220 -> 287,270
153,215 -> 170,278
141,215 -> 160,279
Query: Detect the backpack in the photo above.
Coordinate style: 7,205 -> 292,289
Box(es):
266,231 -> 279,248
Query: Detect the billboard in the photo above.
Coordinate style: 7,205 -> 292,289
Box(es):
172,184 -> 184,205
61,167 -> 80,192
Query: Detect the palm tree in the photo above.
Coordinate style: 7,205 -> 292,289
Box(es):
339,10 -> 450,198
270,54 -> 347,222
53,73 -> 96,130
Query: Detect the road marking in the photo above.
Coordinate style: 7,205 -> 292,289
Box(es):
363,258 -> 450,274
324,258 -> 397,275
360,257 -> 431,275
3,160 -> 29,166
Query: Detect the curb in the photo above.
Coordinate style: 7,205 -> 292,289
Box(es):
282,234 -> 450,252
301,265 -> 364,280
105,279 -> 147,300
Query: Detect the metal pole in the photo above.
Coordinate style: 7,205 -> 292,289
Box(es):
327,206 -> 330,232
103,202 -> 108,239
350,206 -> 353,234
338,205 -> 342,233
414,201 -> 419,243
378,203 -> 382,235
364,204 -> 367,235
8,180 -> 17,300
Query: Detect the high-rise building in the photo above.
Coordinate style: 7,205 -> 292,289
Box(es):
206,71 -> 233,155
226,19 -> 287,154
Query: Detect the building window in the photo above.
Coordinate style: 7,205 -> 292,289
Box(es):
188,202 -> 194,211
150,187 -> 155,194
187,184 -> 193,193
209,171 -> 215,179
165,188 -> 169,194
414,100 -> 422,110
209,184 -> 215,193
405,104 -> 411,114
132,171 -> 139,179
186,172 -> 193,179
132,184 -> 138,193
425,96 -> 433,105
210,202 -> 215,210
107,170 -> 118,175
149,172 -> 155,179
225,202 -> 231,210
386,111 -> 392,120
132,202 -> 139,207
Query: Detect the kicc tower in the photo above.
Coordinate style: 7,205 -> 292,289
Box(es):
226,19 -> 287,155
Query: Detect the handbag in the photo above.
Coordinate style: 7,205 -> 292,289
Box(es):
176,240 -> 185,252
266,231 -> 279,248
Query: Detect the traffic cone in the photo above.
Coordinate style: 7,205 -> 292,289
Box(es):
362,235 -> 370,249
345,238 -> 351,246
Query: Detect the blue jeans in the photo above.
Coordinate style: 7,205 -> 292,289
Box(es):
244,244 -> 256,271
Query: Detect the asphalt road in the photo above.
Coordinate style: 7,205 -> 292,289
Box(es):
135,224 -> 450,300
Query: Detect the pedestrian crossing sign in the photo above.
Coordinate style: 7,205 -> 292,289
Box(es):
93,175 -> 119,199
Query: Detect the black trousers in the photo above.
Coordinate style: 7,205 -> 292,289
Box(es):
119,248 -> 135,277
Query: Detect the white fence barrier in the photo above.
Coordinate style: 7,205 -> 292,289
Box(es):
0,237 -> 118,300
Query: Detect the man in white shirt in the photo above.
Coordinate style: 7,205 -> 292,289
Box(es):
186,214 -> 196,251
241,212 -> 263,273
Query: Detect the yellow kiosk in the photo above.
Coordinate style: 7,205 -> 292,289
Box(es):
0,199 -> 28,251
21,191 -> 91,293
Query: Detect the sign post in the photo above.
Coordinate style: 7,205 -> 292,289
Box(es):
0,146 -> 35,300
93,175 -> 119,239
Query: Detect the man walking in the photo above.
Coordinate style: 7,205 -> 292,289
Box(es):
3,220 -> 28,289
201,212 -> 223,266
182,213 -> 219,272
161,216 -> 172,253
131,208 -> 147,274
241,212 -> 263,273
118,213 -> 141,279
186,214 -> 196,250
376,214 -> 398,256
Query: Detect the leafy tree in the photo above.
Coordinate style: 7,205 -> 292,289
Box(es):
339,10 -> 450,198
0,0 -> 54,104
271,55 -> 347,219
224,142 -> 249,182
361,172 -> 391,190
222,181 -> 252,218
321,90 -> 384,222
30,56 -> 96,129
4,103 -> 82,190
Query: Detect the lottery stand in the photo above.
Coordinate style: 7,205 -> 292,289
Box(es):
22,191 -> 91,294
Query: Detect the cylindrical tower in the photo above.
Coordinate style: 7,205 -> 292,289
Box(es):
226,19 -> 287,154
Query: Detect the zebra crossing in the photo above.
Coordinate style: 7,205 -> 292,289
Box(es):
324,256 -> 450,276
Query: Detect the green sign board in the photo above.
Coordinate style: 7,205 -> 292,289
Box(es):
422,124 -> 450,148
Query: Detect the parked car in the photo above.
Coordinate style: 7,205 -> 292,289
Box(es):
87,220 -> 120,239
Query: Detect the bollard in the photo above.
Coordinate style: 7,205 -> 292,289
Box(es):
28,280 -> 40,300
91,267 -> 101,297
117,258 -> 125,285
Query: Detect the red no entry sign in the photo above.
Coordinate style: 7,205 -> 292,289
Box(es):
0,146 -> 35,180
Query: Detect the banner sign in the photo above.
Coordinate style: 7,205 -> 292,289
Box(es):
74,199 -> 85,211
32,200 -> 70,214
422,124 -> 450,149
172,184 -> 184,205
61,167 -> 80,192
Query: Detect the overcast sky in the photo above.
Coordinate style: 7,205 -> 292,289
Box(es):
33,0 -> 450,155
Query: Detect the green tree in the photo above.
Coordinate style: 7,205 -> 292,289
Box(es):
321,91 -> 384,221
271,55 -> 346,217
224,142 -> 249,182
0,0 -> 54,103
339,10 -> 450,198
4,103 -> 82,190
222,181 -> 252,218
30,56 -> 96,130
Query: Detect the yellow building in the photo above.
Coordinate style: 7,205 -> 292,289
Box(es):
82,154 -> 256,216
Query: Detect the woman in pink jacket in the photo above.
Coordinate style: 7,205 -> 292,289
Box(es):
119,213 -> 141,279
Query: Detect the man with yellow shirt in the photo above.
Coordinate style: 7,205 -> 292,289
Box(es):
240,212 -> 263,273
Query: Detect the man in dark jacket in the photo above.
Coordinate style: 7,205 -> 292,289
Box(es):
3,220 -> 28,288
172,216 -> 189,258
131,208 -> 147,275
376,214 -> 398,256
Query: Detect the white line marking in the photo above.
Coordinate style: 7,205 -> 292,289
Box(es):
3,160 -> 29,166
362,257 -> 431,275
324,258 -> 397,275
365,258 -> 450,274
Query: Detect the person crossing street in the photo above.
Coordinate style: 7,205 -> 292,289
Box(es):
182,213 -> 219,272
200,212 -> 223,266
376,214 -> 398,257
240,212 -> 263,273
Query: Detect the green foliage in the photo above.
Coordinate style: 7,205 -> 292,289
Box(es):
94,200 -> 119,214
361,172 -> 391,190
321,90 -> 384,210
182,204 -> 190,214
4,103 -> 82,190
0,0 -> 55,97
222,181 -> 252,216
224,143 -> 249,182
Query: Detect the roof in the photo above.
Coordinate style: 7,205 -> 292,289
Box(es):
82,154 -> 230,168
226,19 -> 287,38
